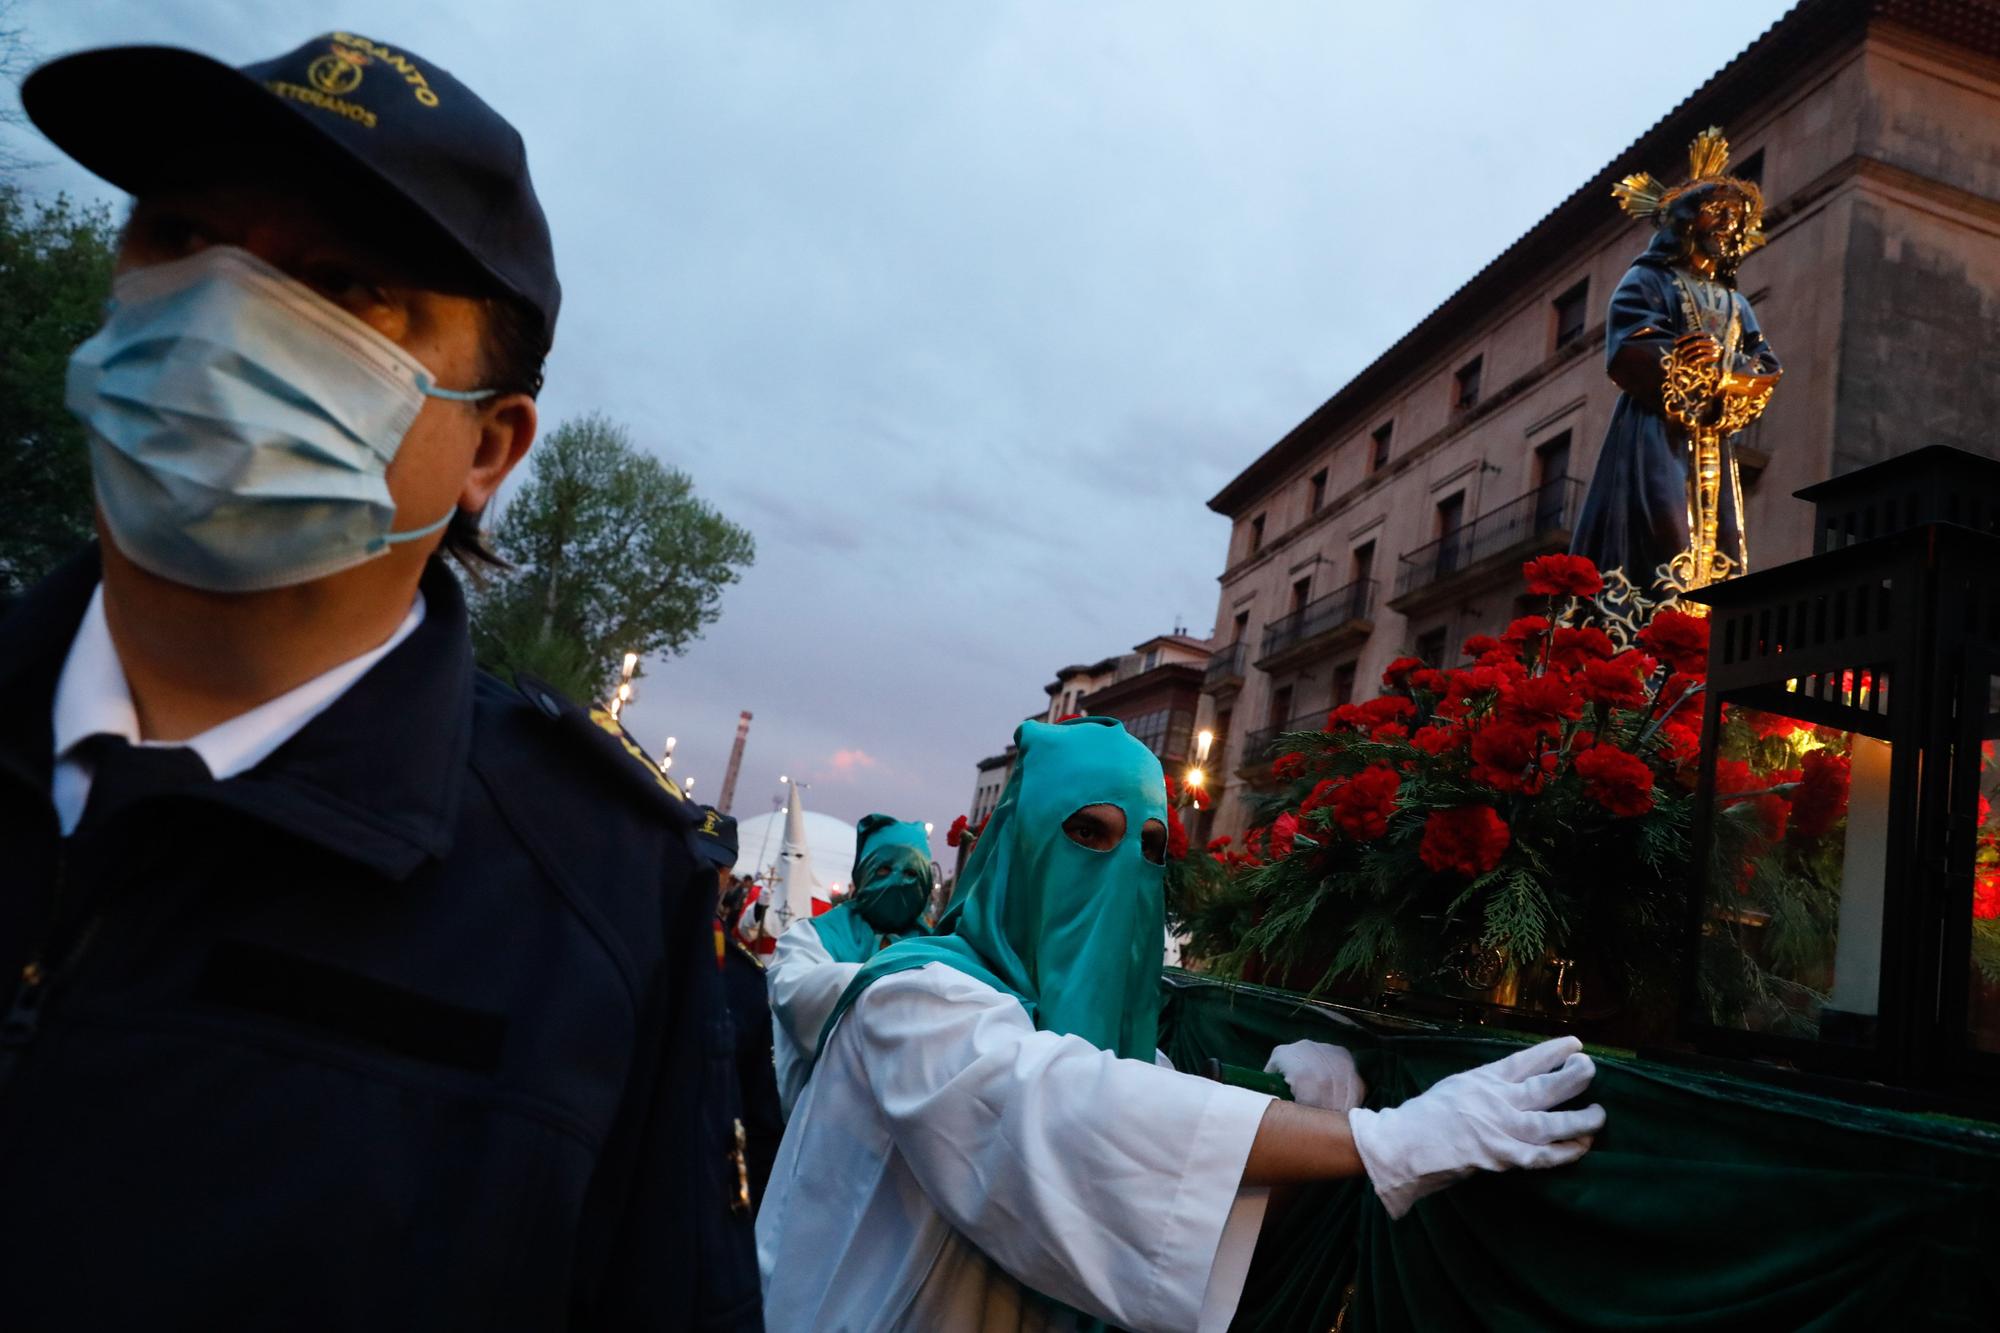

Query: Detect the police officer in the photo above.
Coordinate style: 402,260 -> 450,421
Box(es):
0,33 -> 758,1328
693,808 -> 783,1214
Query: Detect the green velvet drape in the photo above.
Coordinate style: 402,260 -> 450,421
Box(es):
1156,971 -> 2000,1331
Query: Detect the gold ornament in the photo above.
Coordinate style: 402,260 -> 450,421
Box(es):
1613,125 -> 1767,252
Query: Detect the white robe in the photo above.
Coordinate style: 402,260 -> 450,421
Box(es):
765,916 -> 860,1119
756,963 -> 1273,1333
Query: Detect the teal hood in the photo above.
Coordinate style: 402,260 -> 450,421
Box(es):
821,718 -> 1168,1062
813,813 -> 934,964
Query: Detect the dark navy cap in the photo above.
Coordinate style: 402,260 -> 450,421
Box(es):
692,806 -> 739,872
22,32 -> 560,341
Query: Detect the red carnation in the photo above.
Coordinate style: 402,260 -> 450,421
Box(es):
1367,695 -> 1416,723
1548,626 -> 1616,672
1383,655 -> 1425,687
1574,743 -> 1656,816
1580,652 -> 1651,711
1330,763 -> 1401,841
1790,749 -> 1851,840
1978,870 -> 2000,921
1270,811 -> 1301,858
1419,805 -> 1512,877
1714,758 -> 1759,800
946,814 -> 970,848
1273,751 -> 1307,781
1637,608 -> 1710,674
1523,554 -> 1604,598
1502,616 -> 1551,647
1658,672 -> 1702,711
1503,671 -> 1584,734
1656,715 -> 1702,766
1461,634 -> 1505,661
1206,835 -> 1232,852
1300,778 -> 1340,813
1411,723 -> 1466,756
1469,720 -> 1543,793
1744,709 -> 1797,740
1410,668 -> 1452,695
1326,704 -> 1368,732
1165,802 -> 1189,860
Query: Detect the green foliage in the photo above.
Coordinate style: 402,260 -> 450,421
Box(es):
0,186 -> 118,594
468,413 -> 756,703
1974,920 -> 2000,987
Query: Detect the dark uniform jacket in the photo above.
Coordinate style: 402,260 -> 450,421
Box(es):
0,550 -> 760,1329
716,936 -> 782,1213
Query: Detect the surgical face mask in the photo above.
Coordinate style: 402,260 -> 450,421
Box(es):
65,245 -> 493,593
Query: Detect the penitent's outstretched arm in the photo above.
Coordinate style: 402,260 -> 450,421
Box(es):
1244,1036 -> 1605,1218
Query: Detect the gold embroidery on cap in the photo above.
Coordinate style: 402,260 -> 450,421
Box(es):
308,43 -> 370,95
265,80 -> 378,129
331,31 -> 441,107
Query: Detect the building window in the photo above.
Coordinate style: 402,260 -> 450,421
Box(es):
1231,610 -> 1249,643
1269,684 -> 1294,728
1435,491 -> 1467,577
1289,577 -> 1312,615
1733,148 -> 1765,187
1350,541 -> 1376,616
1535,431 -> 1572,531
1142,648 -> 1160,672
1248,513 -> 1266,555
1124,708 -> 1195,760
1415,627 -> 1448,665
1309,467 -> 1329,514
1332,661 -> 1358,707
1452,356 -> 1483,411
1370,421 -> 1393,473
1553,280 -> 1589,350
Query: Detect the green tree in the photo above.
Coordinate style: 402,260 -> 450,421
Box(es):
0,186 -> 118,594
470,412 -> 756,703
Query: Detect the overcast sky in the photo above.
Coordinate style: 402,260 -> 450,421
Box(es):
5,0 -> 1791,834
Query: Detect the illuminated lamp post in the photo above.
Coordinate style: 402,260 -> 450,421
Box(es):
608,651 -> 639,721
1684,446 -> 2000,1099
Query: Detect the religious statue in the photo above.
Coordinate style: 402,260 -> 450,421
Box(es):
1571,127 -> 1781,595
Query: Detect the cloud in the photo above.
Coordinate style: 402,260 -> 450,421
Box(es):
825,748 -> 881,781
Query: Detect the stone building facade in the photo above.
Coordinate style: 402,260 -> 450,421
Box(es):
1199,0 -> 2000,839
958,632 -> 1212,871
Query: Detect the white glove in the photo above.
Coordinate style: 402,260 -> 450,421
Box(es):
1346,1035 -> 1604,1220
1265,1040 -> 1368,1112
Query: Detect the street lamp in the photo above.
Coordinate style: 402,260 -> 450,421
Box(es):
660,735 -> 677,771
608,650 -> 639,721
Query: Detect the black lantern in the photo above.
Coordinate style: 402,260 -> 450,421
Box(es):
1684,446 -> 2000,1097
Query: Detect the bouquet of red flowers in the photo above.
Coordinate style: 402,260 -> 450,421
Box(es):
1171,556 -> 1708,1027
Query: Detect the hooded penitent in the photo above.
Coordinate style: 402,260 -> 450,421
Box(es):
821,717 -> 1169,1063
813,814 -> 935,963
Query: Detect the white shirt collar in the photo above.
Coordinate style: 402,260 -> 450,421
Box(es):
51,583 -> 423,832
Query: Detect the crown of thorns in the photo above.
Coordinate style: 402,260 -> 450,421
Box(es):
1612,126 -> 1766,251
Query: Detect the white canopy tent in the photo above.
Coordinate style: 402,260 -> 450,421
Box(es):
731,792 -> 857,934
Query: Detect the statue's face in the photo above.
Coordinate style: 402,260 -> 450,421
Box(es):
1693,193 -> 1750,267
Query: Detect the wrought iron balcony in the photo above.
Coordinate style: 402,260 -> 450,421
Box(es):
1391,478 -> 1585,611
1238,708 -> 1330,771
1255,579 -> 1377,672
1204,641 -> 1247,693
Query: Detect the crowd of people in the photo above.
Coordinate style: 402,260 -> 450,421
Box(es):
0,28 -> 1606,1331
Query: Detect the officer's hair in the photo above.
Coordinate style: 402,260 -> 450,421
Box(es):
438,293 -> 551,573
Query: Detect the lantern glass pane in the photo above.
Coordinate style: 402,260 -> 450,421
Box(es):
1970,699 -> 2000,1053
1699,703 -> 1877,1045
